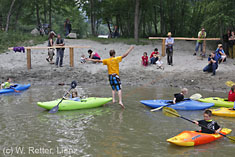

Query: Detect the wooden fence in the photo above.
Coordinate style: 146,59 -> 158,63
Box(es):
8,46 -> 90,70
149,37 -> 221,56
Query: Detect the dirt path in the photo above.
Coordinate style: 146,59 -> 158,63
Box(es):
1,39 -> 234,93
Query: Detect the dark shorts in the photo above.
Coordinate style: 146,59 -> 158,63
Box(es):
109,74 -> 121,91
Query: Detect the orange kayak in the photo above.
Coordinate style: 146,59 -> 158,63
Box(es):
167,128 -> 231,146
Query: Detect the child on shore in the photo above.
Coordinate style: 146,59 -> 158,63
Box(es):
142,52 -> 148,66
156,56 -> 164,70
216,44 -> 226,63
194,109 -> 221,134
173,88 -> 188,104
80,54 -> 86,63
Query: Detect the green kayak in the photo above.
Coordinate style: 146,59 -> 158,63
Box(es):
37,97 -> 112,111
198,97 -> 234,108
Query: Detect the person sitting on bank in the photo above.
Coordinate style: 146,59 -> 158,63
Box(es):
194,109 -> 221,134
88,49 -> 101,60
1,78 -> 19,92
142,52 -> 148,66
203,52 -> 219,76
216,44 -> 227,63
173,88 -> 188,104
150,48 -> 160,64
228,85 -> 235,102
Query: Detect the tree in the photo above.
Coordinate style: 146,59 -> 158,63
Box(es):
134,0 -> 140,41
5,0 -> 16,32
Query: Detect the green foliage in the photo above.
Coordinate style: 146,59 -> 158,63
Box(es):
0,31 -> 47,53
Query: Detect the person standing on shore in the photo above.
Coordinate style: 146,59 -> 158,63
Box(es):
46,31 -> 56,64
228,30 -> 235,59
165,32 -> 174,66
86,46 -> 134,109
194,28 -> 206,56
64,18 -> 72,36
222,30 -> 231,56
55,34 -> 65,67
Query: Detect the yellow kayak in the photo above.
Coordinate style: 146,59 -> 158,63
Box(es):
210,107 -> 235,117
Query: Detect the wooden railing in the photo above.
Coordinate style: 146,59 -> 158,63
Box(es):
8,46 -> 90,70
149,37 -> 221,56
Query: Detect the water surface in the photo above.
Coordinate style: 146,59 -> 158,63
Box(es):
0,85 -> 234,157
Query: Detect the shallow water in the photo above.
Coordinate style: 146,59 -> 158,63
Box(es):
0,85 -> 234,157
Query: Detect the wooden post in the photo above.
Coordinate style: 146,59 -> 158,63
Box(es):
162,39 -> 166,57
203,40 -> 206,55
69,47 -> 74,67
27,48 -> 31,69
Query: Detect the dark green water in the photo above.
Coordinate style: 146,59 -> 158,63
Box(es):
0,85 -> 234,157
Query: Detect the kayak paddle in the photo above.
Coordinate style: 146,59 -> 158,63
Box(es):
225,81 -> 235,87
49,81 -> 77,113
189,93 -> 202,100
150,93 -> 202,112
162,107 -> 235,142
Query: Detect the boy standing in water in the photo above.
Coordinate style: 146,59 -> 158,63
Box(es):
194,109 -> 221,134
87,46 -> 134,109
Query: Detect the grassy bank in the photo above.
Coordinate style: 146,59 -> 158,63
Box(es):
0,31 -> 47,53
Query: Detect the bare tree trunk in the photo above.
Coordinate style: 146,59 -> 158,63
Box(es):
134,0 -> 140,42
14,4 -> 22,30
35,0 -> 41,27
90,0 -> 96,36
106,18 -> 112,35
5,0 -> 16,32
44,0 -> 47,23
49,0 -> 52,31
160,0 -> 165,36
153,6 -> 158,35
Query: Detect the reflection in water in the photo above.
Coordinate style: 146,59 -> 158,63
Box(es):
0,85 -> 234,156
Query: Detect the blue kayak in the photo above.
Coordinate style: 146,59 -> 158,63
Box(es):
0,84 -> 31,94
140,99 -> 214,110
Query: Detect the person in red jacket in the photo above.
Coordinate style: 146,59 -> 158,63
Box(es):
142,52 -> 148,66
150,48 -> 160,64
228,85 -> 235,102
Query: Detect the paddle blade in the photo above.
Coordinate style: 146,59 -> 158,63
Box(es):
48,105 -> 59,113
190,93 -> 202,100
225,81 -> 235,87
227,136 -> 235,143
150,106 -> 163,112
162,107 -> 180,118
71,81 -> 77,89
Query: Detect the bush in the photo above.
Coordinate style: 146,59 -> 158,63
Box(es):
0,31 -> 47,53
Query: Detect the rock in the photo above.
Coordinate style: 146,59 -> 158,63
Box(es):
31,28 -> 40,36
67,33 -> 77,39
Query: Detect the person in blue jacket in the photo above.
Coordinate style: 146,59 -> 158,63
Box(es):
203,52 -> 219,76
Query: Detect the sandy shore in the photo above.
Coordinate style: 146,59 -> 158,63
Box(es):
0,39 -> 234,92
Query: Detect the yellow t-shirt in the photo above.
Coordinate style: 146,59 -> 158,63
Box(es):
103,56 -> 122,75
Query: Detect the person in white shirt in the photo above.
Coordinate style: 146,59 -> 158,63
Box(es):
165,32 -> 174,66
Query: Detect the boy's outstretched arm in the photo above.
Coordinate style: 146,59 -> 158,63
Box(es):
121,46 -> 134,59
86,58 -> 103,63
